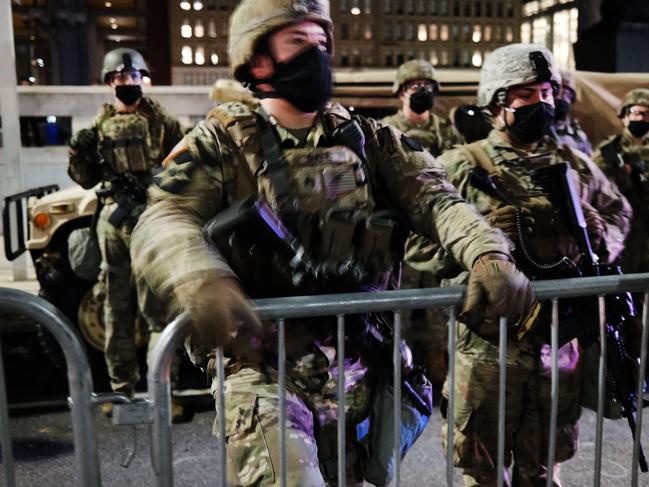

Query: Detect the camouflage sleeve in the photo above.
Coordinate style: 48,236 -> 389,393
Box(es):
161,110 -> 186,157
441,118 -> 465,151
363,118 -> 511,271
130,118 -> 239,306
573,149 -> 632,263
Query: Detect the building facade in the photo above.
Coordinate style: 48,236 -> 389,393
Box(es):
170,0 -> 522,85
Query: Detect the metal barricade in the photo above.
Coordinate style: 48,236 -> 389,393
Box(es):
0,287 -> 101,487
148,273 -> 649,487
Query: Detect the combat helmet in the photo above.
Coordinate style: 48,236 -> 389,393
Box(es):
477,43 -> 560,107
102,48 -> 149,83
560,70 -> 577,100
229,0 -> 334,83
392,59 -> 439,95
618,88 -> 649,117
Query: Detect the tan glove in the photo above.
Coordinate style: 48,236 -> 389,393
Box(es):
460,252 -> 538,330
174,277 -> 262,363
581,201 -> 606,252
486,205 -> 534,241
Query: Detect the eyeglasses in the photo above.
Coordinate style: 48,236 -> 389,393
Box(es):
405,81 -> 436,92
628,108 -> 649,121
108,70 -> 143,83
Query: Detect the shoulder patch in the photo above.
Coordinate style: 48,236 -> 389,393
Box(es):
401,134 -> 424,152
153,151 -> 197,193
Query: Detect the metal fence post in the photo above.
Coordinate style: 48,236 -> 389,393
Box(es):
546,299 -> 560,487
632,294 -> 649,487
594,296 -> 606,487
496,317 -> 507,487
0,288 -> 100,486
446,307 -> 457,487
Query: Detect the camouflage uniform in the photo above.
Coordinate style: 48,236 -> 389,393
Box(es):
68,97 -> 183,393
549,70 -> 593,156
382,60 -> 464,377
437,129 -> 630,486
431,44 -> 631,486
131,94 -> 519,484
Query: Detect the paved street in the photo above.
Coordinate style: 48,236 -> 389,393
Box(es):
2,241 -> 649,486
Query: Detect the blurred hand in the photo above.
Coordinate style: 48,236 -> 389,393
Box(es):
486,204 -> 534,241
460,252 -> 538,329
174,277 -> 262,363
582,201 -> 606,252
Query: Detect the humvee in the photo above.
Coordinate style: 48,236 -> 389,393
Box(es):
3,68 -> 646,386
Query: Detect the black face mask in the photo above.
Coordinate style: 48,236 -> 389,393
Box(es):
554,99 -> 571,121
256,45 -> 332,113
506,102 -> 555,144
115,85 -> 142,106
628,120 -> 649,138
409,88 -> 434,114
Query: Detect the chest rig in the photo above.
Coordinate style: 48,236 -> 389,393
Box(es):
96,100 -> 164,175
206,104 -> 406,299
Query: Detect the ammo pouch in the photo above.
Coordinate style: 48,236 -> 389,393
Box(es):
98,112 -> 159,174
361,371 -> 433,486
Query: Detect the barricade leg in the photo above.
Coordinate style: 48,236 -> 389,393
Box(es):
393,310 -> 402,486
446,307 -> 457,487
594,296 -> 606,487
632,294 -> 649,487
337,314 -> 346,487
545,299 -> 559,487
496,317 -> 507,487
278,318 -> 287,487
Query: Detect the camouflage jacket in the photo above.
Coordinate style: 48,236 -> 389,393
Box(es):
381,110 -> 464,157
550,116 -> 593,157
68,97 -> 184,190
431,129 -> 631,285
381,110 -> 465,272
594,131 -> 649,272
130,101 -> 513,364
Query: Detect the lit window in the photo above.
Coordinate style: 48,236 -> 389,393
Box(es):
505,25 -> 513,42
180,1 -> 191,10
540,0 -> 556,9
208,20 -> 217,37
440,49 -> 449,66
193,1 -> 203,10
418,24 -> 428,41
440,23 -> 449,41
429,23 -> 438,41
181,45 -> 193,64
195,46 -> 205,65
194,20 -> 204,38
364,24 -> 372,40
472,50 -> 482,67
351,7 -> 361,15
181,20 -> 192,38
532,17 -> 549,45
210,52 -> 219,65
472,24 -> 481,42
552,8 -> 578,69
521,22 -> 531,43
365,0 -> 372,14
430,50 -> 439,66
523,1 -> 539,16
483,24 -> 492,41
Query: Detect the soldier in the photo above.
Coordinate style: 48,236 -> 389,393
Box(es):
381,62 -> 466,388
549,70 -> 593,156
130,2 -> 536,485
594,88 -> 649,274
382,59 -> 463,157
594,88 -> 649,371
432,44 -> 631,486
67,48 -> 184,418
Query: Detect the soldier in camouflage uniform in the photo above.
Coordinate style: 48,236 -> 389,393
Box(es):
593,88 -> 649,371
430,44 -> 631,486
130,2 -> 537,485
68,48 -> 184,415
381,61 -> 466,387
549,70 -> 593,156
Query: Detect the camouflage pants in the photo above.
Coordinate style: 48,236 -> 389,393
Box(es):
96,202 -> 143,393
442,323 -> 582,487
211,354 -> 372,486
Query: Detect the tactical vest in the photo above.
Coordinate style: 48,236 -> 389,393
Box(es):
207,103 -> 406,299
96,99 -> 165,175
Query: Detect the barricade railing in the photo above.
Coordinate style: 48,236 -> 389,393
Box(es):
0,287 -> 101,487
148,273 -> 649,487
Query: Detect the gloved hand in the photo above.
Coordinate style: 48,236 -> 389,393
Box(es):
69,128 -> 98,160
174,277 -> 263,363
460,252 -> 538,329
581,201 -> 606,252
486,204 -> 534,241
